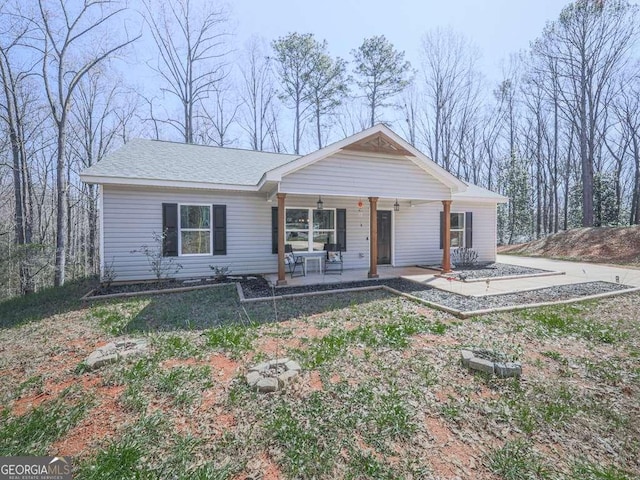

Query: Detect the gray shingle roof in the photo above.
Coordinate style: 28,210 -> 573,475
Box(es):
81,138 -> 300,186
455,182 -> 508,202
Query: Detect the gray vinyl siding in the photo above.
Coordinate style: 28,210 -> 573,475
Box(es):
103,188 -> 374,281
103,186 -> 276,281
394,201 -> 497,266
279,153 -> 451,200
102,187 -> 497,282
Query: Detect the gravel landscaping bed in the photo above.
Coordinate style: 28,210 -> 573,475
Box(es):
449,262 -> 553,280
393,280 -> 631,312
419,262 -> 553,280
242,277 -> 632,313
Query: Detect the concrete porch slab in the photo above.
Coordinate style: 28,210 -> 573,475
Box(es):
264,255 -> 640,297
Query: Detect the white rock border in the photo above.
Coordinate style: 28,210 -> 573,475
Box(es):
246,357 -> 302,393
460,348 -> 522,378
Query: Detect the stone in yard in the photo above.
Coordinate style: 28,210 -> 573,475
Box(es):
246,371 -> 261,387
85,338 -> 148,370
267,358 -> 290,368
460,349 -> 474,367
494,362 -> 522,378
85,351 -> 119,370
468,357 -> 495,375
256,377 -> 279,393
284,360 -> 301,372
278,369 -> 299,386
248,362 -> 270,373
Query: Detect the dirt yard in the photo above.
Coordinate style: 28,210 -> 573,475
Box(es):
498,225 -> 640,266
1,282 -> 638,479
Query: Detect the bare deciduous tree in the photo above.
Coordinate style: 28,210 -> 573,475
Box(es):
420,28 -> 482,172
238,37 -> 278,151
0,10 -> 35,293
144,0 -> 230,143
532,0 -> 639,226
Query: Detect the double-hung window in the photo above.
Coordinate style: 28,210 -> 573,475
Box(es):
285,208 -> 335,252
450,212 -> 465,248
180,205 -> 211,255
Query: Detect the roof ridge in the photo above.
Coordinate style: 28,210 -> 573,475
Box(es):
128,138 -> 300,158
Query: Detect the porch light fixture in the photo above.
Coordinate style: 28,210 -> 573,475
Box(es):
394,199 -> 400,212
317,196 -> 324,210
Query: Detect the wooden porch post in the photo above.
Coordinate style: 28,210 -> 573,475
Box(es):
368,196 -> 379,278
277,193 -> 287,286
442,200 -> 452,273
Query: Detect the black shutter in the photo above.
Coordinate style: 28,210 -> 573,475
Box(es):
465,212 -> 473,248
336,208 -> 347,251
271,207 -> 278,254
213,205 -> 227,255
162,203 -> 178,257
439,211 -> 444,250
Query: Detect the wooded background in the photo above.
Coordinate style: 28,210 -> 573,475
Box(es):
1,0 -> 639,298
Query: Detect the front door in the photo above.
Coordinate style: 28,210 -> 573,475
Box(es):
377,210 -> 392,265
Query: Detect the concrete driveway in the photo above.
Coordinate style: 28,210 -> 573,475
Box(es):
422,255 -> 640,296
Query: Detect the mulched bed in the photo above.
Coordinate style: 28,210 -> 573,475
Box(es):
242,276 -> 632,313
92,275 -> 262,296
91,274 -> 633,315
417,262 -> 552,280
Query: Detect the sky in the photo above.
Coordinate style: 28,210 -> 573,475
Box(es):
230,0 -> 569,83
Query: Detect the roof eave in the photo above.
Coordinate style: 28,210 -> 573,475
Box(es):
80,174 -> 260,192
453,195 -> 509,204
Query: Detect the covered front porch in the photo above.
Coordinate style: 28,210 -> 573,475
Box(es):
273,192 -> 454,286
266,265 -> 438,287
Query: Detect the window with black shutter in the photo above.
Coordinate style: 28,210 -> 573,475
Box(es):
162,203 -> 178,257
440,211 -> 473,249
212,204 -> 227,255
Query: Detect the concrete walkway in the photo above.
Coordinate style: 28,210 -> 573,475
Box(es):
424,255 -> 640,296
266,256 -> 640,297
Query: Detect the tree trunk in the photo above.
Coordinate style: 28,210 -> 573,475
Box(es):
316,106 -> 322,149
631,133 -> 640,224
579,56 -> 594,227
88,184 -> 97,274
54,122 -> 67,287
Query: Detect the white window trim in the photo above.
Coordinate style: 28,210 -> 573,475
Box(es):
450,211 -> 465,249
178,203 -> 213,257
285,206 -> 337,253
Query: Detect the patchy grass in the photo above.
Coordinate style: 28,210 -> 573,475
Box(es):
0,281 -> 639,479
520,303 -> 628,343
0,277 -> 98,329
204,324 -> 255,358
489,440 -> 551,479
0,387 -> 92,455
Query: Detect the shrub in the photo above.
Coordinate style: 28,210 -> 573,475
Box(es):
209,265 -> 231,281
130,231 -> 182,281
451,248 -> 478,267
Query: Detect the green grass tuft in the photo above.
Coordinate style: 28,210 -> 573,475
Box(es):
204,325 -> 255,357
153,335 -> 200,360
489,439 -> 551,480
571,461 -> 634,480
0,387 -> 92,455
522,304 -> 626,344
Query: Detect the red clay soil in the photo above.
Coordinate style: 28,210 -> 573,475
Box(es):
50,384 -> 127,457
498,225 -> 640,265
